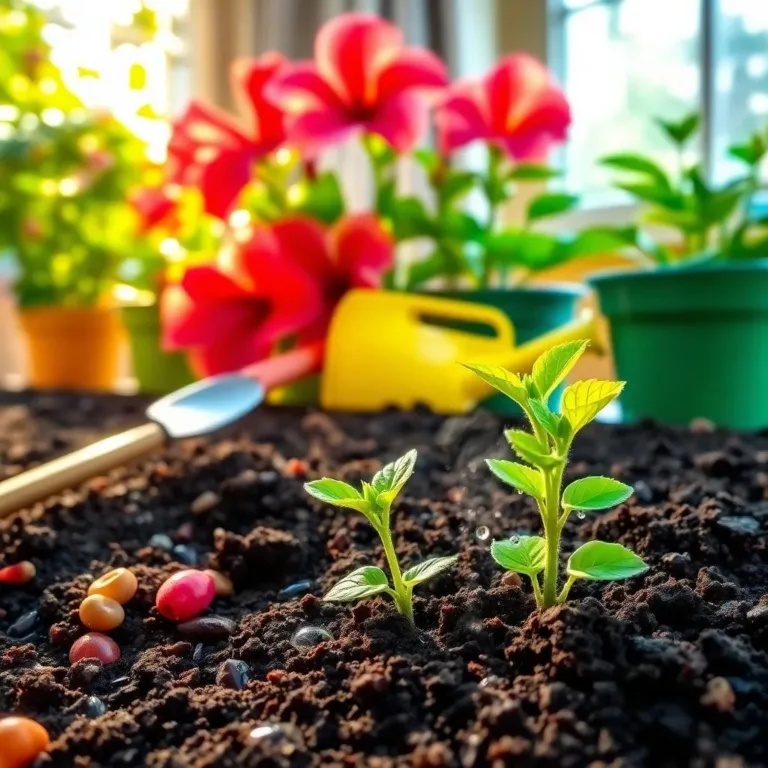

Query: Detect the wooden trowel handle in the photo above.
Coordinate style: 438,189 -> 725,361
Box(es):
0,422 -> 166,520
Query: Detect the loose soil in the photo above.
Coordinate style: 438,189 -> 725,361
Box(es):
1,392 -> 768,767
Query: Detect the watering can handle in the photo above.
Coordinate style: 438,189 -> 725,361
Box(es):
403,293 -> 514,347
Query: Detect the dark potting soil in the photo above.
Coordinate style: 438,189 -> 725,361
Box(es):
1,392 -> 768,768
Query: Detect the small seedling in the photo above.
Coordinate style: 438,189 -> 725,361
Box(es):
465,340 -> 648,609
304,450 -> 457,627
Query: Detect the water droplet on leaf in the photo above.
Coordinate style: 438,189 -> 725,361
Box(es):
290,626 -> 332,650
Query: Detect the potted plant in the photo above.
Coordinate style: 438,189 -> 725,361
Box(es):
0,0 -> 146,390
589,114 -> 768,429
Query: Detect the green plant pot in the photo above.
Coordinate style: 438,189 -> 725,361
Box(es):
589,259 -> 768,429
432,285 -> 587,415
121,304 -> 195,394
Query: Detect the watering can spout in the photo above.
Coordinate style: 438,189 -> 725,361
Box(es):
463,308 -> 604,403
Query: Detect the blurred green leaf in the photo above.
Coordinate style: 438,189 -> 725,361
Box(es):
507,163 -> 560,181
600,153 -> 672,190
656,113 -> 700,146
527,193 -> 579,222
390,196 -> 434,241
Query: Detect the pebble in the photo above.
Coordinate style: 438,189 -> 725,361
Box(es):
172,545 -> 197,566
501,572 -> 522,588
156,570 -> 215,622
192,643 -> 205,663
175,522 -> 194,542
247,722 -> 304,747
177,615 -> 236,641
204,569 -> 234,598
717,516 -> 760,535
700,676 -> 736,712
8,610 -> 39,638
278,580 -> 313,600
79,595 -> 125,632
216,659 -> 250,690
85,696 -> 107,718
88,568 -> 138,605
191,490 -> 220,515
148,534 -> 174,551
0,561 -> 36,585
690,417 -> 716,434
290,626 -> 332,650
69,633 -> 121,665
0,716 -> 50,768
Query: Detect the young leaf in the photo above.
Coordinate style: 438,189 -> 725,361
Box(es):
562,379 -> 625,433
403,555 -> 458,586
462,363 -> 528,406
372,449 -> 417,503
532,339 -> 589,401
486,459 -> 544,499
567,541 -> 648,581
600,153 -> 672,190
490,535 -> 546,576
507,163 -> 560,181
527,192 -> 579,222
562,476 -> 633,511
304,479 -> 370,513
528,397 -> 561,437
324,566 -> 390,602
505,429 -> 556,467
656,113 -> 700,146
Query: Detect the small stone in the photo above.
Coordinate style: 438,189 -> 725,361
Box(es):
156,570 -> 215,622
172,545 -> 197,566
259,471 -> 279,485
148,534 -> 173,551
661,552 -> 693,576
247,722 -> 304,747
700,677 -> 736,712
177,615 -> 236,641
690,417 -> 716,434
191,491 -> 220,515
290,626 -> 332,650
277,580 -> 313,600
216,659 -> 250,690
634,480 -> 653,503
746,603 -> 768,627
85,695 -> 107,717
69,633 -> 120,665
175,522 -> 194,542
203,569 -> 234,598
717,516 -> 760,535
192,643 -> 205,663
501,572 -> 522,588
8,609 -> 39,638
226,469 -> 259,489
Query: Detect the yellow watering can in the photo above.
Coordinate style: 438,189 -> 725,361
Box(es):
320,289 -> 603,414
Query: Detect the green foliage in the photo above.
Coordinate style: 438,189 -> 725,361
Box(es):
600,112 -> 768,264
305,450 -> 457,627
467,340 -> 648,609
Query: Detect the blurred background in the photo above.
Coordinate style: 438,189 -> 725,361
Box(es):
1,0 -> 766,391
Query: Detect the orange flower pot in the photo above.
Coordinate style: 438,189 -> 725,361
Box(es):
19,307 -> 124,391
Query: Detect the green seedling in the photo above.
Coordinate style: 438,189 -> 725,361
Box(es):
304,450 -> 457,627
465,340 -> 648,609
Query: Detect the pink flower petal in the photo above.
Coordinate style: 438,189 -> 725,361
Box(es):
198,147 -> 257,219
365,91 -> 429,153
188,331 -> 273,377
270,218 -> 335,284
376,48 -> 448,103
315,13 -> 403,109
329,214 -> 393,287
501,88 -> 571,160
435,81 -> 491,154
265,61 -> 347,114
284,108 -> 358,155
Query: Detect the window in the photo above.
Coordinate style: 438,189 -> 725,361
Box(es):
550,0 -> 768,206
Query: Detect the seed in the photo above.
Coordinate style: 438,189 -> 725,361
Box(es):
148,533 -> 174,550
285,458 -> 308,477
277,580 -> 313,600
203,569 -> 234,597
475,526 -> 490,541
88,568 -> 138,605
69,633 -> 121,665
290,626 -> 332,650
156,570 -> 215,622
79,595 -> 125,632
0,561 -> 36,585
502,572 -> 522,588
85,696 -> 107,718
216,659 -> 250,690
0,716 -> 50,768
177,616 -> 236,641
191,490 -> 220,515
172,545 -> 197,566
8,610 -> 39,638
192,643 -> 205,663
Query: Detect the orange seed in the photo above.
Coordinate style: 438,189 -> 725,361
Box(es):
88,568 -> 138,605
204,569 -> 234,597
79,594 -> 125,632
0,716 -> 50,768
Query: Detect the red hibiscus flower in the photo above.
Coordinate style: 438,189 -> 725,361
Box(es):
161,214 -> 393,376
435,54 -> 571,160
131,186 -> 179,233
166,52 -> 287,220
266,13 -> 447,154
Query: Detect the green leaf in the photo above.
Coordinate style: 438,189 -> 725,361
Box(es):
390,197 -> 434,240
414,148 -> 440,176
560,226 -> 639,259
507,163 -> 560,181
600,154 -> 672,189
528,398 -> 561,438
728,133 -> 767,167
404,247 -> 465,289
527,192 -> 579,222
438,171 -> 477,208
532,339 -> 589,401
371,449 -> 417,503
562,476 -> 634,511
461,363 -> 528,407
486,459 -> 544,499
287,172 -> 345,223
438,210 -> 483,242
656,113 -> 700,146
567,541 -> 648,581
504,429 -> 555,467
304,479 -> 370,513
490,535 -> 546,576
616,182 -> 685,210
403,555 -> 458,586
562,379 -> 625,433
324,566 -> 390,602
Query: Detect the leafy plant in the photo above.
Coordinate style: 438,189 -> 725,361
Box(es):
600,113 -> 768,264
465,340 -> 648,609
304,450 -> 457,626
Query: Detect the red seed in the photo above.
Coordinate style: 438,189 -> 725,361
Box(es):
285,458 -> 308,477
155,570 -> 215,622
69,633 -> 121,665
0,561 -> 36,585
